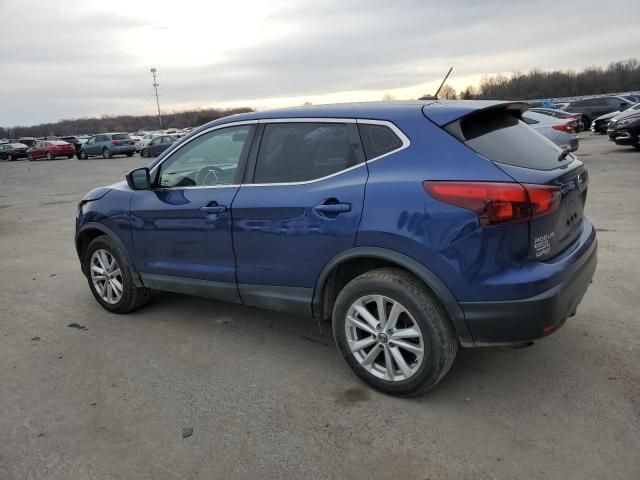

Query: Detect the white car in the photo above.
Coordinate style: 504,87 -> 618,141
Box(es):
135,133 -> 161,152
522,110 -> 579,152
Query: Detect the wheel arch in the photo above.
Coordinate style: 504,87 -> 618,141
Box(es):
312,247 -> 473,345
76,222 -> 142,286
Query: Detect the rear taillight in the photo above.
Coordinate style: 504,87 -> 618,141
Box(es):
112,140 -> 120,145
423,181 -> 561,226
552,124 -> 574,133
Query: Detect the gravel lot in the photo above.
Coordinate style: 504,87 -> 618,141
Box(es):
0,134 -> 638,480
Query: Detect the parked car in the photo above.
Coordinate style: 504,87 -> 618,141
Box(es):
57,136 -> 83,155
140,135 -> 177,157
607,112 -> 640,149
522,111 -> 579,151
598,102 -> 640,134
10,137 -> 37,148
78,133 -> 136,159
135,133 -> 161,152
562,96 -> 633,130
75,101 -> 597,396
28,140 -> 76,160
530,108 -> 584,131
0,142 -> 29,160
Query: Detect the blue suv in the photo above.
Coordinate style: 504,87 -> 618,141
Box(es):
75,101 -> 597,395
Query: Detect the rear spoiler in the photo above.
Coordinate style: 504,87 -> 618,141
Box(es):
422,100 -> 529,127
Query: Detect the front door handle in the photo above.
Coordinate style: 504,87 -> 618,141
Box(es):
314,202 -> 351,214
200,203 -> 227,215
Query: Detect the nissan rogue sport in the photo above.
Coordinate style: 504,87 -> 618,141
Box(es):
75,101 -> 597,396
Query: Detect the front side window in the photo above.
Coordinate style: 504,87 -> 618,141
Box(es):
253,122 -> 355,183
158,125 -> 254,188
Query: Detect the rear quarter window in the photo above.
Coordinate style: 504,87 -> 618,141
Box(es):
112,134 -> 130,140
445,109 -> 572,171
358,123 -> 403,159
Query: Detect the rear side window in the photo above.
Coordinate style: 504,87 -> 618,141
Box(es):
358,123 -> 403,159
446,109 -> 571,171
112,134 -> 129,140
254,123 -> 355,183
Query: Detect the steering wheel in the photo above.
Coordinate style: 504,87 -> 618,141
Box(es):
195,165 -> 226,186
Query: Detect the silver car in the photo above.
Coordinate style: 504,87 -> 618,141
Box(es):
522,111 -> 579,152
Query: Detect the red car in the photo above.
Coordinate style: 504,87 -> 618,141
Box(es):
28,140 -> 76,160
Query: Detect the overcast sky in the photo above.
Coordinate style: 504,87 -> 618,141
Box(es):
1,0 -> 638,126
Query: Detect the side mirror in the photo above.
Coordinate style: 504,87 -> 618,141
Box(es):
126,167 -> 151,190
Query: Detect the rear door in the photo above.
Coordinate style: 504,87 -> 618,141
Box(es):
231,120 -> 367,314
441,107 -> 588,260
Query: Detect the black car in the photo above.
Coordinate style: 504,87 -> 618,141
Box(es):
140,135 -> 177,158
563,96 -> 633,130
608,113 -> 640,149
58,136 -> 83,155
0,142 -> 29,160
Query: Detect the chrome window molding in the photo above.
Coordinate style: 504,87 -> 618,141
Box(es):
150,118 -> 410,189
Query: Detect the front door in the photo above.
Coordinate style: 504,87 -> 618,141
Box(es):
231,121 -> 367,314
129,123 -> 256,299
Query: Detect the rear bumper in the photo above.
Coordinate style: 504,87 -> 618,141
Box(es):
460,233 -> 597,346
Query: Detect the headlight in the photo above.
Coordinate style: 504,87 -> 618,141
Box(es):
617,119 -> 631,126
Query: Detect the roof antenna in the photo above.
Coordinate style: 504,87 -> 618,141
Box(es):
420,67 -> 453,100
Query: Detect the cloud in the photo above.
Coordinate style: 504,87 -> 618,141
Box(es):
1,0 -> 638,126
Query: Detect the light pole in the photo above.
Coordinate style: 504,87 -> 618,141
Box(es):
150,67 -> 164,130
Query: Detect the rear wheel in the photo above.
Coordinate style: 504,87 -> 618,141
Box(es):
333,268 -> 458,396
27,153 -> 34,161
84,235 -> 150,313
46,152 -> 54,160
582,116 -> 590,131
126,152 -> 133,157
102,148 -> 112,159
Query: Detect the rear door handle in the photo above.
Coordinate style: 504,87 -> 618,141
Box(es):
314,203 -> 351,213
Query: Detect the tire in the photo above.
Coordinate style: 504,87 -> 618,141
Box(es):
633,144 -> 640,151
582,116 -> 590,131
102,148 -> 112,159
333,268 -> 458,396
46,152 -> 54,160
79,150 -> 88,160
27,153 -> 34,161
126,152 -> 133,157
141,149 -> 148,158
67,155 -> 73,159
84,235 -> 150,314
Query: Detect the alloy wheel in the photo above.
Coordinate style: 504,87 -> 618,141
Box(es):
345,295 -> 424,382
90,249 -> 123,304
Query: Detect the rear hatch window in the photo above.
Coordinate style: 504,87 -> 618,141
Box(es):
443,107 -> 587,260
446,109 -> 572,170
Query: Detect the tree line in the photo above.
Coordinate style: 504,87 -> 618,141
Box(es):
4,58 -> 640,139
1,107 -> 253,139
429,58 -> 640,101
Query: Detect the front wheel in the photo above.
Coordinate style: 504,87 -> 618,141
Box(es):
79,150 -> 88,160
84,235 -> 150,313
141,149 -> 148,158
46,152 -> 54,160
333,268 -> 458,396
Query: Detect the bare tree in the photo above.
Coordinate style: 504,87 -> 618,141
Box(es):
382,92 -> 396,101
438,84 -> 457,100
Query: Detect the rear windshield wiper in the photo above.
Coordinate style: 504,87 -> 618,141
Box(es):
558,147 -> 572,162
